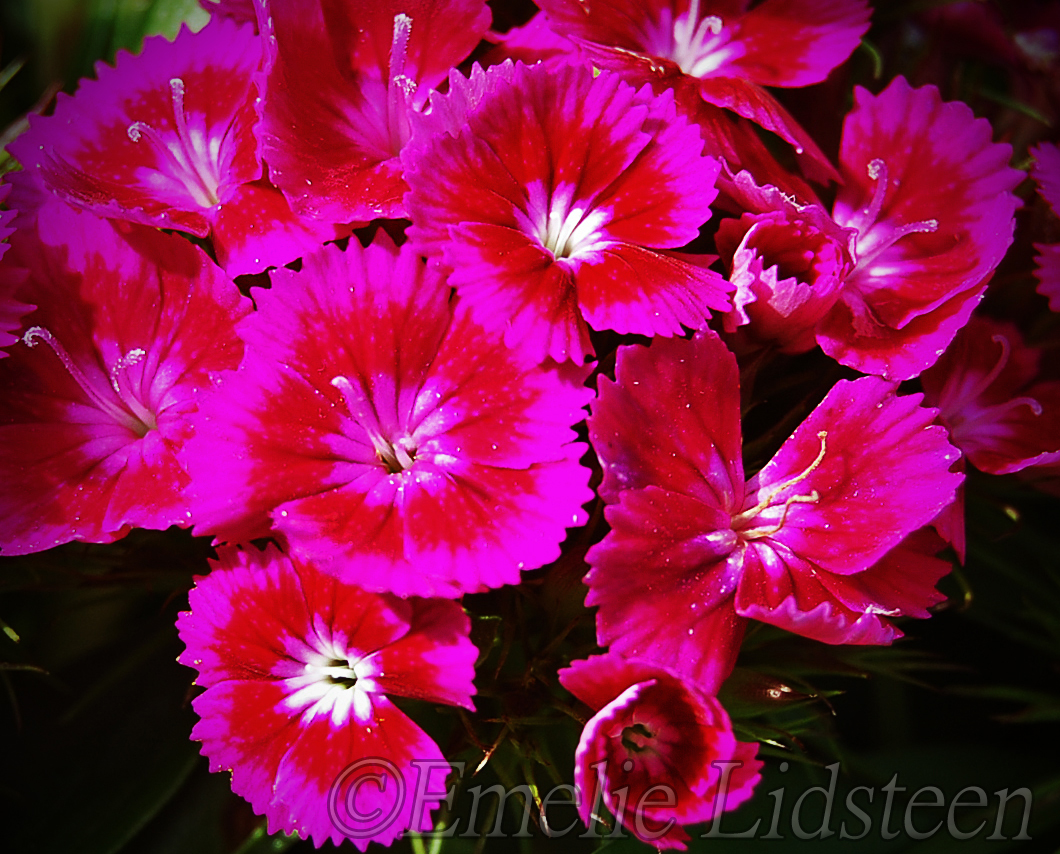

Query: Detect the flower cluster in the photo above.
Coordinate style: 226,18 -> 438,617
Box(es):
2,0 -> 1056,849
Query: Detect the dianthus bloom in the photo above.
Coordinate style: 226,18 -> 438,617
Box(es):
404,61 -> 731,364
8,18 -> 340,276
183,232 -> 592,598
818,77 -> 1022,379
586,329 -> 961,690
0,205 -> 248,554
559,654 -> 761,849
177,544 -> 476,849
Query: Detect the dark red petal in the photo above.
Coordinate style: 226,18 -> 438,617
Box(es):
587,486 -> 747,694
589,330 -> 744,504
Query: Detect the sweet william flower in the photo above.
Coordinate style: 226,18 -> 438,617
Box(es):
0,205 -> 249,554
177,543 -> 476,849
818,76 -> 1023,380
404,61 -> 732,364
922,315 -> 1060,475
7,17 -> 342,276
182,232 -> 593,598
559,654 -> 761,850
586,329 -> 961,691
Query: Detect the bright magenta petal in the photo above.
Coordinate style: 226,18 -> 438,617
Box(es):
727,0 -> 871,87
208,180 -> 349,277
586,486 -> 748,693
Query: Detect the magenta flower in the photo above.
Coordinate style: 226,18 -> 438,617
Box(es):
183,233 -> 593,598
1031,141 -> 1060,311
535,0 -> 871,182
177,543 -> 476,849
586,330 -> 961,691
8,18 -> 341,276
0,205 -> 249,554
256,0 -> 491,223
404,61 -> 732,364
922,316 -> 1060,475
818,77 -> 1022,380
559,654 -> 761,850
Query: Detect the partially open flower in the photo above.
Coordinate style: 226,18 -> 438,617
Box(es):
560,654 -> 761,850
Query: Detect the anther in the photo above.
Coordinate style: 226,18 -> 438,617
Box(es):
733,431 -> 828,528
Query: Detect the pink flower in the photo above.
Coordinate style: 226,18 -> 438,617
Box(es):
0,205 -> 249,554
559,654 -> 761,850
177,543 -> 476,849
1030,141 -> 1060,311
922,315 -> 1060,475
183,232 -> 593,598
535,0 -> 871,182
256,0 -> 491,222
586,329 -> 961,691
7,18 -> 341,276
818,77 -> 1022,380
404,61 -> 732,364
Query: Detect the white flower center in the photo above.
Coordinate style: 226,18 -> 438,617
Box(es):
515,181 -> 612,261
282,642 -> 383,728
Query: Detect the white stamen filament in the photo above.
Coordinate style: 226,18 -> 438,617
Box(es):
850,158 -> 939,269
386,14 -> 416,155
127,77 -> 221,207
332,375 -> 416,472
23,327 -> 156,436
732,431 -> 828,535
